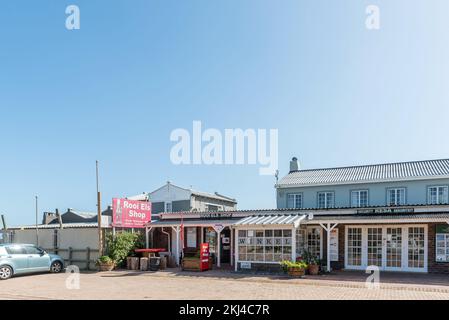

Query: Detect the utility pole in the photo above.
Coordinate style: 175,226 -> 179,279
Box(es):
35,196 -> 39,246
96,161 -> 103,256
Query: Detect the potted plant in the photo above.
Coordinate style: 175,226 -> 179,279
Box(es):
303,250 -> 320,275
281,260 -> 308,277
96,255 -> 115,271
308,256 -> 320,275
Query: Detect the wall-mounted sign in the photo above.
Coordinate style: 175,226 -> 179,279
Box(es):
212,224 -> 225,234
240,262 -> 251,269
200,212 -> 233,219
112,198 -> 151,228
357,208 -> 415,214
329,228 -> 339,262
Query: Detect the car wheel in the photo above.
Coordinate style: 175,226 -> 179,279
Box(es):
50,261 -> 63,273
0,266 -> 12,280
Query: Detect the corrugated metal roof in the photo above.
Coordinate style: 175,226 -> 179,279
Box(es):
149,219 -> 237,227
9,223 -> 103,230
234,214 -> 306,227
278,159 -> 449,187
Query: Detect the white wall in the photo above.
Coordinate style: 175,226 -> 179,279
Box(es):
11,228 -> 100,270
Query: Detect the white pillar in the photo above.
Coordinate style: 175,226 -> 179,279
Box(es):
172,226 -> 180,267
326,224 -> 331,272
145,227 -> 149,249
234,228 -> 238,272
217,230 -> 222,268
320,223 -> 338,273
230,227 -> 234,266
291,228 -> 296,262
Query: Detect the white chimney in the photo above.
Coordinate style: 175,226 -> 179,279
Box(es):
289,157 -> 299,172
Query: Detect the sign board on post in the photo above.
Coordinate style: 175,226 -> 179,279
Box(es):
329,228 -> 339,262
212,224 -> 225,234
112,198 -> 151,228
200,243 -> 210,272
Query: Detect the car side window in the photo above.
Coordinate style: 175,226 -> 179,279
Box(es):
6,245 -> 27,255
24,246 -> 42,255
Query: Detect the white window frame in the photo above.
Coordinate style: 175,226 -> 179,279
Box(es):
427,186 -> 449,205
317,191 -> 335,209
387,188 -> 406,206
287,193 -> 303,209
344,224 -> 428,273
351,190 -> 369,207
235,226 -> 294,264
165,202 -> 172,213
436,233 -> 449,262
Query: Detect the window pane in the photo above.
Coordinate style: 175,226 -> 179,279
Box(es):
6,245 -> 26,255
351,191 -> 359,207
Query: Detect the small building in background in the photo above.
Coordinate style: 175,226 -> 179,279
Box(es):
0,208 -> 113,270
128,181 -> 237,215
129,182 -> 238,262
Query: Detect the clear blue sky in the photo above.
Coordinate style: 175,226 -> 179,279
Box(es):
1,1 -> 449,226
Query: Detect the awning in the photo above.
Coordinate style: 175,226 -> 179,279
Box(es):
148,219 -> 238,228
233,214 -> 307,228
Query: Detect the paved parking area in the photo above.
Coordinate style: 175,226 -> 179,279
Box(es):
1,269 -> 449,300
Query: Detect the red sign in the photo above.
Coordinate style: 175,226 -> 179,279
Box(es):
112,198 -> 151,228
200,243 -> 210,272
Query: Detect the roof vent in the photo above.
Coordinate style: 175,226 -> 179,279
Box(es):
289,157 -> 299,173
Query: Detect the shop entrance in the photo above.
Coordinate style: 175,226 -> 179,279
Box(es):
345,225 -> 427,272
220,227 -> 231,264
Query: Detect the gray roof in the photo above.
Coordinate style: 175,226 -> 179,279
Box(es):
190,189 -> 237,203
278,159 -> 449,187
305,212 -> 449,223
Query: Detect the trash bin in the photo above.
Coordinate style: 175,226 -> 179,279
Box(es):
140,257 -> 149,271
129,257 -> 140,270
160,256 -> 167,270
149,257 -> 161,271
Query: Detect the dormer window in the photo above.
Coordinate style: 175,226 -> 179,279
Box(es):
428,186 -> 449,204
387,188 -> 406,206
317,192 -> 334,208
351,190 -> 368,207
287,193 -> 303,209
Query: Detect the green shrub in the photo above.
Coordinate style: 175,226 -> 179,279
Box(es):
106,232 -> 141,266
280,260 -> 308,272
